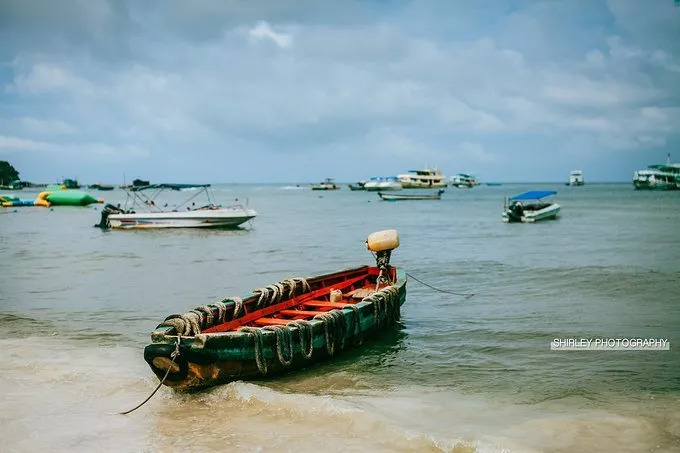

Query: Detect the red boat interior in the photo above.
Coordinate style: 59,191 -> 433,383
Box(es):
202,266 -> 396,333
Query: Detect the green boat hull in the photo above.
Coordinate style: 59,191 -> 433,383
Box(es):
145,268 -> 406,389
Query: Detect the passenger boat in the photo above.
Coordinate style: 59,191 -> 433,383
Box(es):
143,230 -> 406,389
567,170 -> 584,186
633,154 -> 680,190
311,179 -> 340,190
503,190 -> 560,223
95,183 -> 256,229
450,173 -> 478,188
378,189 -> 444,201
397,168 -> 447,188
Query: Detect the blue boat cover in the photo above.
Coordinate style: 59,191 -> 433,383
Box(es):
510,190 -> 557,200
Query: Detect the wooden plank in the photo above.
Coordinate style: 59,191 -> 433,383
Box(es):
253,318 -> 290,326
279,309 -> 325,317
303,301 -> 353,309
204,273 -> 368,333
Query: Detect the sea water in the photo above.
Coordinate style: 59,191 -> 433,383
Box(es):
1,184 -> 679,452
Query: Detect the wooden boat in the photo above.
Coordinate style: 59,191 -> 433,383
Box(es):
143,230 -> 406,390
503,190 -> 560,223
378,189 -> 444,201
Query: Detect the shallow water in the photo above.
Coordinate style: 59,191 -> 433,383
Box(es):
1,184 -> 679,452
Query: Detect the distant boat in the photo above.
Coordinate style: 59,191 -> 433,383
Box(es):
450,173 -> 479,188
88,183 -> 115,191
364,177 -> 402,191
567,170 -> 584,186
95,184 -> 256,229
348,181 -> 367,191
311,179 -> 340,190
486,182 -> 502,186
62,178 -> 80,189
0,179 -> 21,190
397,169 -> 447,188
503,191 -> 560,223
633,154 -> 680,190
378,189 -> 444,201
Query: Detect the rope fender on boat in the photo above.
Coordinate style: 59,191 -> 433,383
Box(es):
157,278 -> 311,337
361,285 -> 401,328
239,326 -> 268,375
289,320 -> 314,359
314,309 -> 347,356
263,325 -> 294,367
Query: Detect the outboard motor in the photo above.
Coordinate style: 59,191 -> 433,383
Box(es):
366,229 -> 400,289
508,201 -> 524,221
95,203 -> 124,229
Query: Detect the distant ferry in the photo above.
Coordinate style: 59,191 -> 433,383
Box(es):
633,154 -> 680,190
568,170 -> 584,186
397,169 -> 447,188
450,173 -> 479,188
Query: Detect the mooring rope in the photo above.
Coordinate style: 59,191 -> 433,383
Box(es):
120,336 -> 181,415
405,272 -> 474,299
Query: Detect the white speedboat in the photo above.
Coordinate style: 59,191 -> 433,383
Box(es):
502,191 -> 560,223
633,154 -> 680,190
568,170 -> 584,186
450,173 -> 479,188
95,184 -> 256,229
364,177 -> 402,191
397,169 -> 447,188
311,178 -> 340,190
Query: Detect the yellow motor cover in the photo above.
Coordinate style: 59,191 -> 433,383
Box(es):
366,229 -> 400,252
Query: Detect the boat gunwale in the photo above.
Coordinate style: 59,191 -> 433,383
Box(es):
150,265 -> 404,345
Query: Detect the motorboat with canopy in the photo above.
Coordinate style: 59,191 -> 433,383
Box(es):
503,190 -> 560,223
95,183 -> 256,229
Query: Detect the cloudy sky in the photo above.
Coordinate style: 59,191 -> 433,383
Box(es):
1,0 -> 679,183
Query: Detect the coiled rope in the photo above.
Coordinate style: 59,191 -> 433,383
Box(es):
120,336 -> 181,415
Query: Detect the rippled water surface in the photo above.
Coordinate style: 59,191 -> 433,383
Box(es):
1,184 -> 679,452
